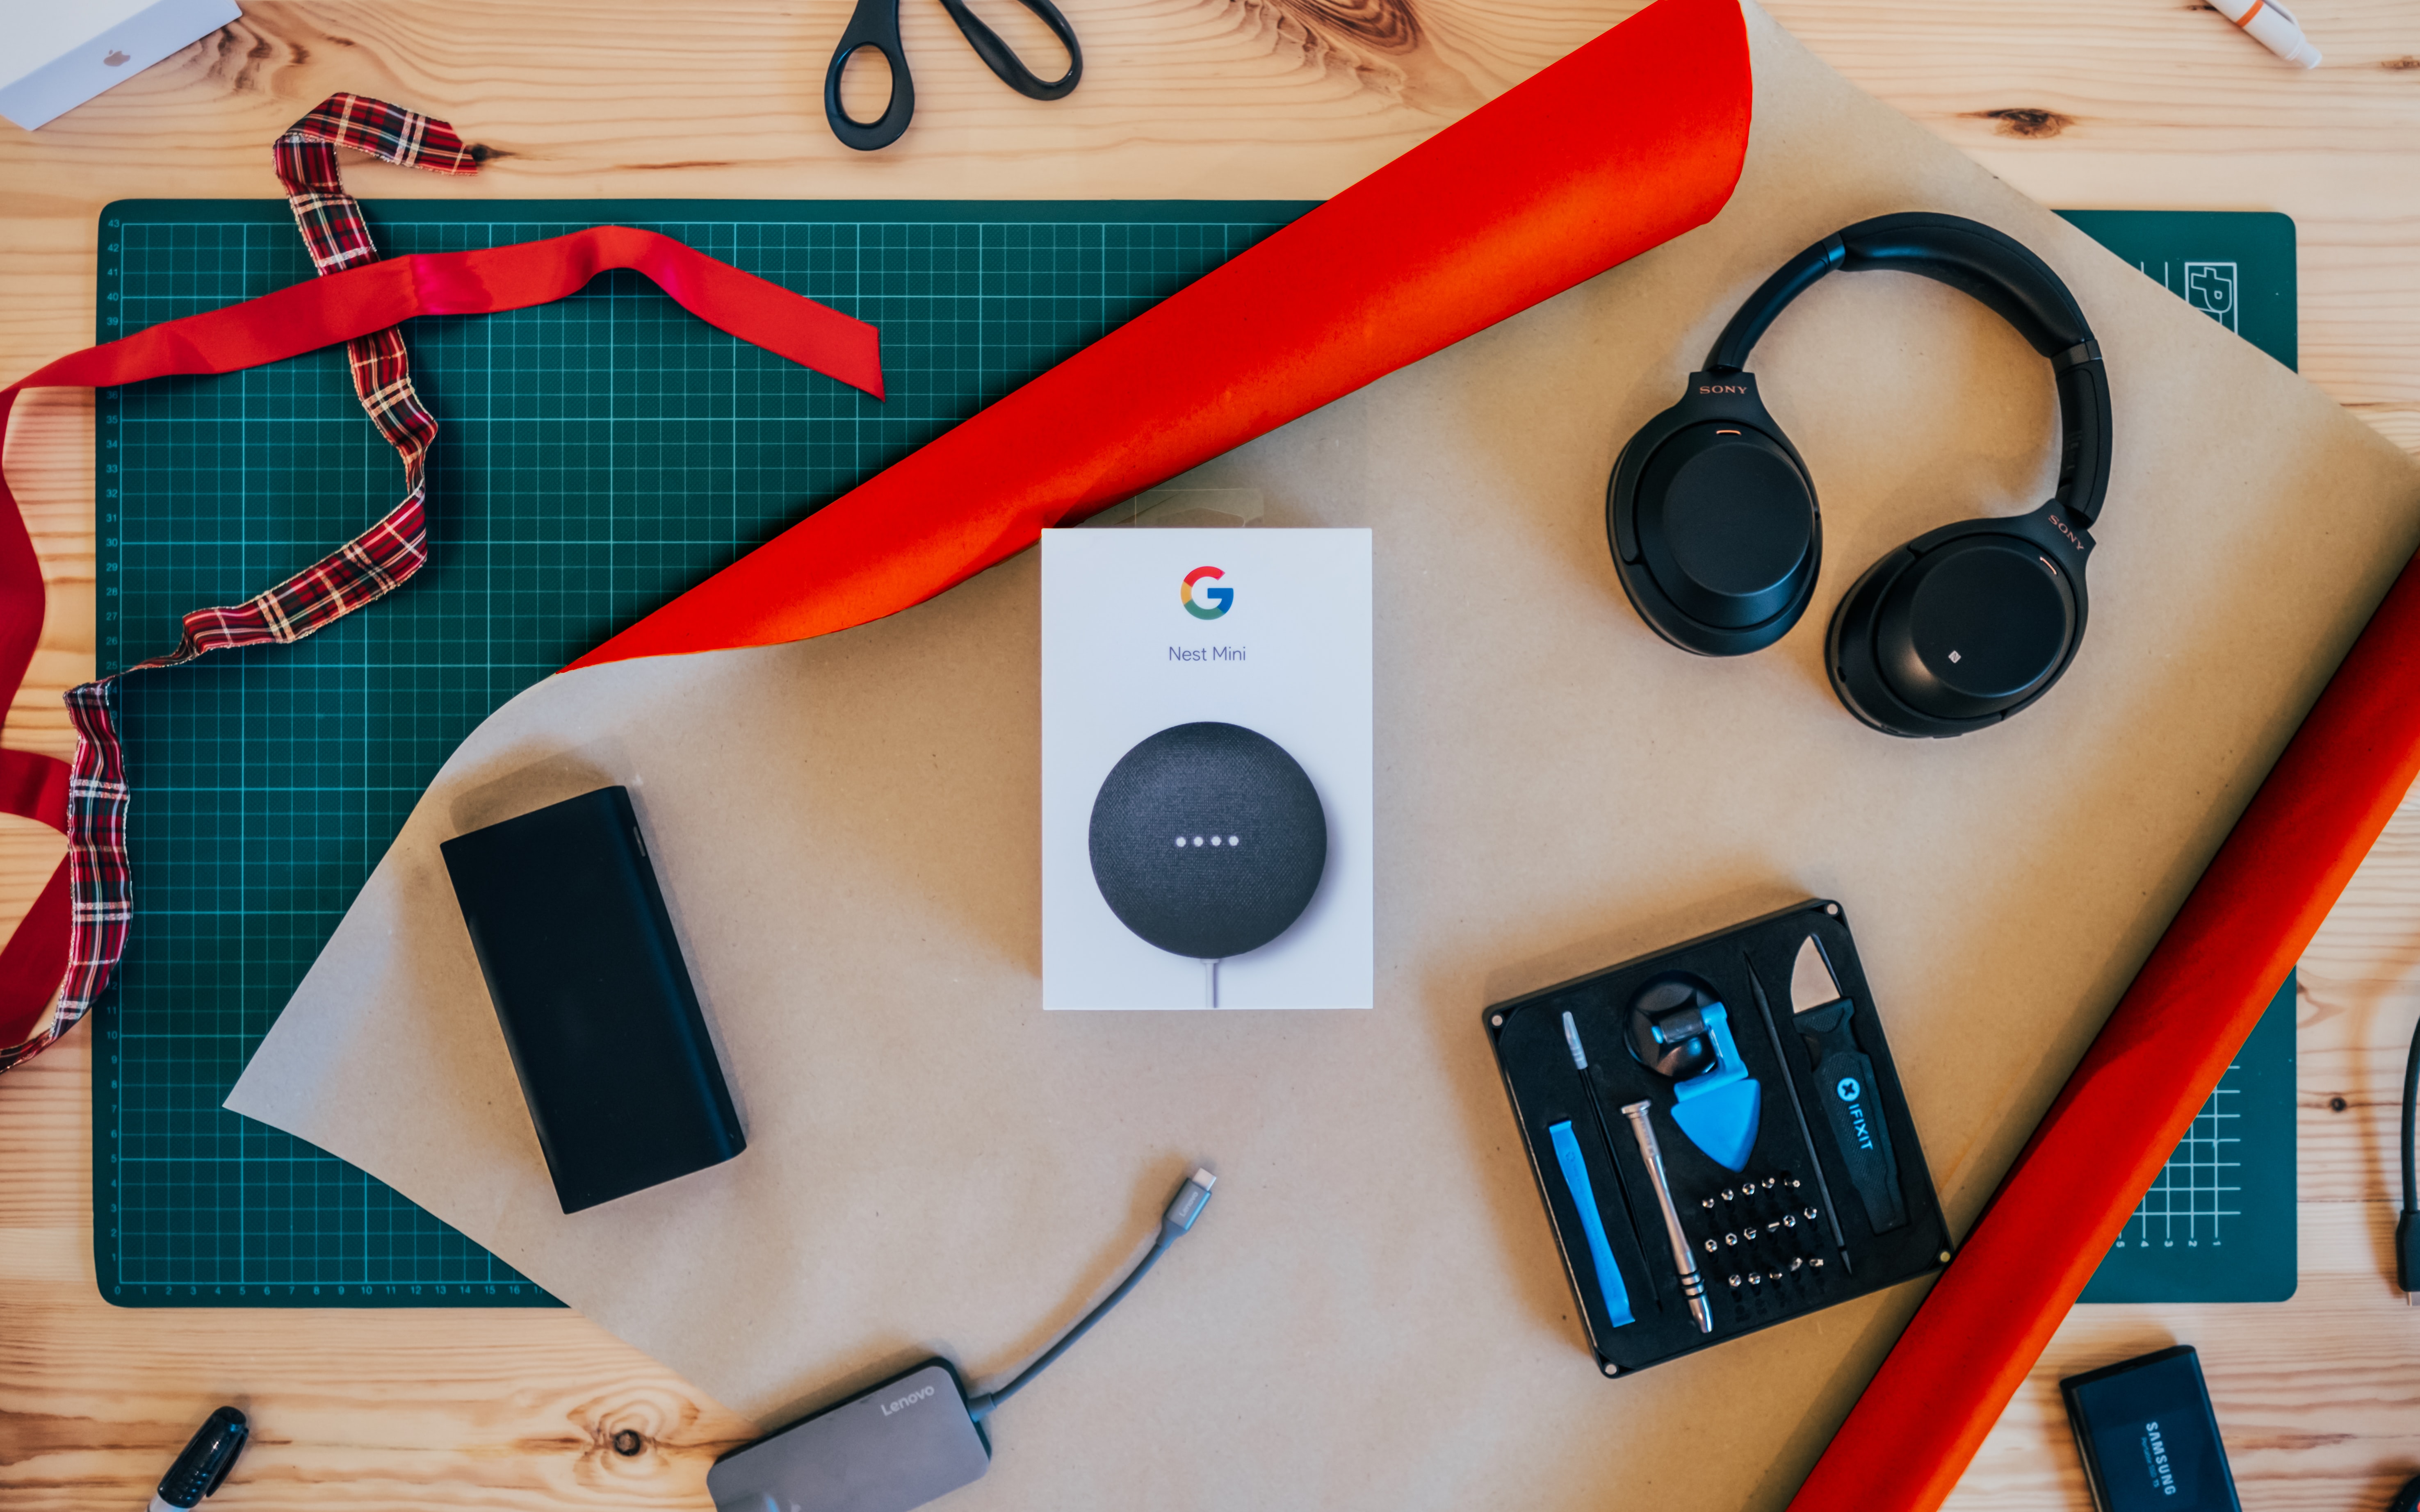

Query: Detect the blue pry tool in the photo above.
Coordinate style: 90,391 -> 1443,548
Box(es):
1663,1004 -> 1761,1172
1547,1120 -> 1635,1327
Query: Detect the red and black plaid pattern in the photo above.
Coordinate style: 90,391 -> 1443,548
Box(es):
276,94 -> 478,276
16,96 -> 479,1061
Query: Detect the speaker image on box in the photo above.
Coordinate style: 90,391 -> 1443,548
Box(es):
1088,722 -> 1327,1004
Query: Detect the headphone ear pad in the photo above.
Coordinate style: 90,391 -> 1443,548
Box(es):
1829,527 -> 2082,738
1610,413 -> 1821,657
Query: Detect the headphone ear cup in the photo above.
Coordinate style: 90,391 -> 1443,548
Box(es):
1829,526 -> 2082,737
1609,413 -> 1821,657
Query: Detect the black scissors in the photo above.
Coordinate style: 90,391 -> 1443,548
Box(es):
823,0 -> 1082,152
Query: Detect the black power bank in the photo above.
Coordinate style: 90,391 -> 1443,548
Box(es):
2061,1346 -> 2242,1512
441,786 -> 744,1213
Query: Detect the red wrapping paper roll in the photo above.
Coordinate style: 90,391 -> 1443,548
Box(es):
566,0 -> 1755,670
1790,544 -> 2420,1512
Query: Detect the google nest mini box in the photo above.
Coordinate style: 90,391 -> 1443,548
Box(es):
1042,527 -> 1372,1009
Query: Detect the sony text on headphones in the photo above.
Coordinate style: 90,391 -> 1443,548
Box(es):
1606,212 -> 2112,738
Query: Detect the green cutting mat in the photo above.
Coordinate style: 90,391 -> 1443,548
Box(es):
2056,209 -> 2297,376
92,202 -> 2297,1307
92,199 -> 1313,1307
2057,211 -> 2299,1304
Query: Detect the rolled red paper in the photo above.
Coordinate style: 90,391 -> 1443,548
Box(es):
1789,542 -> 2420,1512
565,0 -> 1755,670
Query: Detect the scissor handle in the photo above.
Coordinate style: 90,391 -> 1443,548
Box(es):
937,0 -> 1083,101
824,0 -> 916,152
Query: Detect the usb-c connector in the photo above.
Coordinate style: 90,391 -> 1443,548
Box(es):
2402,1014 -> 2420,1303
1163,1168 -> 1216,1238
2397,1209 -> 2419,1306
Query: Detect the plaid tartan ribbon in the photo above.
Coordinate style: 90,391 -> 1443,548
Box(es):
1,96 -> 478,1071
0,129 -> 881,1076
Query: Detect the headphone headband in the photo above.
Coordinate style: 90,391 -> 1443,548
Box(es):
1704,212 -> 2112,525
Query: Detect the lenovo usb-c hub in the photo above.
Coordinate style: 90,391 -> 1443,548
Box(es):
707,1168 -> 1219,1512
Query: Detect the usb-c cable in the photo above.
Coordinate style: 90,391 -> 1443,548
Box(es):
2399,1017 -> 2420,1303
965,1168 -> 1218,1421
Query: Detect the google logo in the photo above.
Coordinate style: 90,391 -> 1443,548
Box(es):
1181,565 -> 1233,620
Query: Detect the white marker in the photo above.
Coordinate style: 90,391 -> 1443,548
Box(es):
2210,0 -> 2321,68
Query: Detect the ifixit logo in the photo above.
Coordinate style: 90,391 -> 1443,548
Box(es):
1836,1077 -> 1876,1151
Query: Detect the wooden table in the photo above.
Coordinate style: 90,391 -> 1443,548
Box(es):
2,1 -> 2417,1506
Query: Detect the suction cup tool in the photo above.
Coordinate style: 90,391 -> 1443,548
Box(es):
1626,973 -> 1761,1172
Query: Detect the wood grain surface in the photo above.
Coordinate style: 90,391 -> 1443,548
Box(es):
3,0 -> 2419,1507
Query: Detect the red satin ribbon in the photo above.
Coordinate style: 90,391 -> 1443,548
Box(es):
0,748 -> 70,1052
5,230 -> 882,401
566,0 -> 1756,669
0,227 -> 881,1056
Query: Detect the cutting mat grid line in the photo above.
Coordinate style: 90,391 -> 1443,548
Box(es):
2076,965 -> 2297,1302
2113,1080 -> 2243,1246
94,200 -> 1311,1307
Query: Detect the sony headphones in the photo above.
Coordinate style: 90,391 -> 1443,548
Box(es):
1606,212 -> 2112,738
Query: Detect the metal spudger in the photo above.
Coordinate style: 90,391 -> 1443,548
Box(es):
1622,1100 -> 1715,1334
823,0 -> 1083,152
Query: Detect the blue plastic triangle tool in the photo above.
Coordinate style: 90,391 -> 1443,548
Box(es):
1669,1003 -> 1761,1171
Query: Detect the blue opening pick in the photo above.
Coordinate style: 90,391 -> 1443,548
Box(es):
1668,1003 -> 1761,1172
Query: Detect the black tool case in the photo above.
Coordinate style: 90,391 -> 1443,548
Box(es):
1484,899 -> 1951,1375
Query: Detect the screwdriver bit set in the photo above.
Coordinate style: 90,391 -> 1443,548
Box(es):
1484,898 -> 1952,1375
